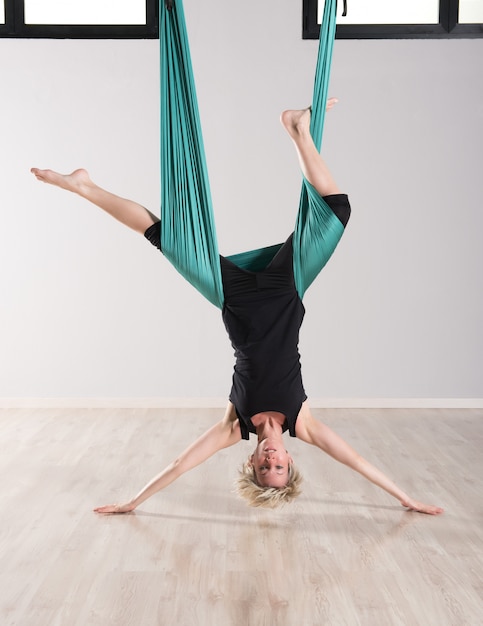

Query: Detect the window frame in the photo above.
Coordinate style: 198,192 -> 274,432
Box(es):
303,0 -> 483,39
0,0 -> 159,39
2,0 -> 482,39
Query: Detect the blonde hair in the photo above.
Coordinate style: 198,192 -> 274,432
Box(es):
235,458 -> 303,509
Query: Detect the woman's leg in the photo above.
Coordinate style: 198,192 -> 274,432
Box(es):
280,102 -> 340,196
285,101 -> 348,299
30,168 -> 158,234
32,166 -> 224,308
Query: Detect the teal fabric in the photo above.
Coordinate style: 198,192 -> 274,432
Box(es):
159,0 -> 342,307
293,0 -> 344,299
226,243 -> 283,273
160,0 -> 224,308
293,182 -> 345,298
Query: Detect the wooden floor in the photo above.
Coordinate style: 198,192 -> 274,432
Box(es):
0,407 -> 482,626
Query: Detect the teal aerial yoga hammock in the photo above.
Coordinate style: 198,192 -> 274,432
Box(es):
159,0 -> 343,309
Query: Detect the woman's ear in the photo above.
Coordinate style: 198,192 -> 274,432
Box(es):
247,454 -> 254,468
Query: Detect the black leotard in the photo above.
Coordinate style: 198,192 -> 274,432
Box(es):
145,194 -> 351,439
220,235 -> 305,439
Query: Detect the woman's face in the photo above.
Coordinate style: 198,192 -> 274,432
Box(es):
250,438 -> 293,488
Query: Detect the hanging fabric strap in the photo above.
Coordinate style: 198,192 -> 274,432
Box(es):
159,0 -> 342,307
292,0 -> 345,300
159,0 -> 224,308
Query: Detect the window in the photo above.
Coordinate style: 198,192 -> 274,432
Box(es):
0,0 -> 158,38
303,0 -> 483,39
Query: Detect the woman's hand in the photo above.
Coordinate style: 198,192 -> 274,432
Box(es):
93,407 -> 241,516
400,497 -> 444,515
93,503 -> 136,515
296,408 -> 445,516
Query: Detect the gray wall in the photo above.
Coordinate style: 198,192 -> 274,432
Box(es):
1,0 -> 482,402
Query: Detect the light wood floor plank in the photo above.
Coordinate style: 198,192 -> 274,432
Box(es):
0,408 -> 482,625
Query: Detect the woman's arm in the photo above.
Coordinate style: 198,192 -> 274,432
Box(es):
295,406 -> 444,515
94,405 -> 241,514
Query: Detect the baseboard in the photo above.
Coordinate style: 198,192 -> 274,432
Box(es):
1,397 -> 482,409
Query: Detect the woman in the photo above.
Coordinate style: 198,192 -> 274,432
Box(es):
31,105 -> 443,515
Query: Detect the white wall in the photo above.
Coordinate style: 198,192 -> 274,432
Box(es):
1,0 -> 482,402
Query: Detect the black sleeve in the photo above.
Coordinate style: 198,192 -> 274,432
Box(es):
323,193 -> 351,228
144,221 -> 162,251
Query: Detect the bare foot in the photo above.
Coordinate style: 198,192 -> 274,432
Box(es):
280,98 -> 338,139
30,167 -> 92,193
280,108 -> 312,141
